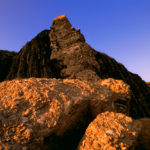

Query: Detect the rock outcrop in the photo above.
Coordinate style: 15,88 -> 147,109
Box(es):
6,30 -> 53,80
49,15 -> 150,118
78,111 -> 150,150
1,15 -> 150,118
0,78 -> 131,150
94,53 -> 150,118
0,50 -> 17,82
78,111 -> 141,150
49,15 -> 100,81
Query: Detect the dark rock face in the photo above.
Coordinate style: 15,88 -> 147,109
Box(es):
6,30 -> 53,80
0,50 -> 17,82
1,15 -> 150,118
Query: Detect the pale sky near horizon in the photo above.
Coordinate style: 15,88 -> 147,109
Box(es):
0,0 -> 150,81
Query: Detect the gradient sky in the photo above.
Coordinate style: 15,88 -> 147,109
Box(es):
0,0 -> 150,81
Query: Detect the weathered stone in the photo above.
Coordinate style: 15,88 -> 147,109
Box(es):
77,111 -> 141,150
0,78 -> 130,150
95,53 -> 150,118
78,111 -> 150,150
49,15 -> 100,81
49,15 -> 150,118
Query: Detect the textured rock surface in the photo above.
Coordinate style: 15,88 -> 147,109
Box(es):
0,50 -> 17,82
49,15 -> 150,118
0,78 -> 130,150
1,15 -> 150,118
92,78 -> 131,116
50,15 -> 100,81
6,30 -> 53,80
77,112 -> 142,150
95,53 -> 150,118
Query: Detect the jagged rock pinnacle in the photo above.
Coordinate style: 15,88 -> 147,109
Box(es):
49,15 -> 100,81
50,15 -> 85,51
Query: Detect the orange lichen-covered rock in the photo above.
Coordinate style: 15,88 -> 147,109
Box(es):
77,112 -> 142,150
90,78 -> 131,116
0,78 -> 131,150
78,112 -> 150,150
97,78 -> 131,95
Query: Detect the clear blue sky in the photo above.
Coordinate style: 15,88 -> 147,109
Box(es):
0,0 -> 150,81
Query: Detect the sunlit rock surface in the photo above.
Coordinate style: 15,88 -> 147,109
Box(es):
78,112 -> 150,150
0,78 -> 130,150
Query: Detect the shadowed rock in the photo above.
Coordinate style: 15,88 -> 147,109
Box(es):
0,50 -> 17,82
136,118 -> 150,149
6,30 -> 53,80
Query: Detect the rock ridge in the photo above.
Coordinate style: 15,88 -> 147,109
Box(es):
6,30 -> 53,80
0,15 -> 150,118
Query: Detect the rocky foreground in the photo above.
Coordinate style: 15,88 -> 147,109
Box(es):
0,78 -> 150,150
0,15 -> 150,149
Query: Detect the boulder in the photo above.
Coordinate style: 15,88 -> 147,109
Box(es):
78,111 -> 150,150
0,78 -> 130,150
